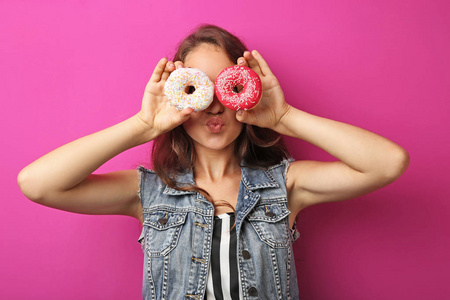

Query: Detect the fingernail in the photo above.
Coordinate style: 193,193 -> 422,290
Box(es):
237,110 -> 243,115
238,59 -> 244,65
168,62 -> 174,68
177,64 -> 182,69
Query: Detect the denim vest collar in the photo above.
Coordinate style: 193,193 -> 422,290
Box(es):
162,163 -> 280,196
241,165 -> 280,191
162,171 -> 196,195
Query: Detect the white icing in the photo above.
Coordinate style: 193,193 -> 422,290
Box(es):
164,68 -> 214,111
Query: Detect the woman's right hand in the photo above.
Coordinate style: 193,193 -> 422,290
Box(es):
136,58 -> 193,142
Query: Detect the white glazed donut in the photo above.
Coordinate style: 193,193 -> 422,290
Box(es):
164,68 -> 214,111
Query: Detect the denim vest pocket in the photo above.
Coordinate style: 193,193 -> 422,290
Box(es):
247,202 -> 290,248
143,210 -> 187,257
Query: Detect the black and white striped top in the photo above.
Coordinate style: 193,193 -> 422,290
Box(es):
205,212 -> 242,300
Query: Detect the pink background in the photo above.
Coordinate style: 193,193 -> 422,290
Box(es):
1,0 -> 449,299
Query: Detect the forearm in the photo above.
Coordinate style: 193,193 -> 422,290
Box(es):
18,114 -> 157,200
277,106 -> 409,177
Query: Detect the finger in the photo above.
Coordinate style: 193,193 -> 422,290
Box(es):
237,56 -> 248,67
243,51 -> 263,77
180,107 -> 194,116
161,61 -> 175,81
149,57 -> 168,85
251,50 -> 273,77
174,61 -> 184,69
235,109 -> 258,125
173,107 -> 194,125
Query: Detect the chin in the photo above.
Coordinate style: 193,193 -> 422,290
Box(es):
204,140 -> 234,151
193,136 -> 237,152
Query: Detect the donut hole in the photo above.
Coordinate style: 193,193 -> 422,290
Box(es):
185,86 -> 196,94
233,85 -> 244,93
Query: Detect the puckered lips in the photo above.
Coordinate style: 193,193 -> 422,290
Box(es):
206,117 -> 225,133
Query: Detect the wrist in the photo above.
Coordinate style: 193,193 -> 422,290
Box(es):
273,104 -> 296,135
129,113 -> 162,146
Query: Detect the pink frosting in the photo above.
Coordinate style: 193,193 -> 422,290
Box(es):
215,66 -> 262,111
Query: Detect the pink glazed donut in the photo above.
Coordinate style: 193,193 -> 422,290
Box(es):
215,66 -> 262,111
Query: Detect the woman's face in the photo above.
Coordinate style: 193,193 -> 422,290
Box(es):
182,44 -> 243,153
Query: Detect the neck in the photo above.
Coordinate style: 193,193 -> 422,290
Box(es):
193,143 -> 241,182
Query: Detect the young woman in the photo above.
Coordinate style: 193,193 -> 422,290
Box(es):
18,25 -> 409,299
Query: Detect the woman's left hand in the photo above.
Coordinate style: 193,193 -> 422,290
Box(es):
235,50 -> 292,132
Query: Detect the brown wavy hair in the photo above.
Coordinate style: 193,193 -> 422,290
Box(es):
152,24 -> 290,210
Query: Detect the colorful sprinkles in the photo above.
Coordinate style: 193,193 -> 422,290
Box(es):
215,66 -> 262,111
164,68 -> 214,111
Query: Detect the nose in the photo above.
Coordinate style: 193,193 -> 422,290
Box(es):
205,95 -> 224,115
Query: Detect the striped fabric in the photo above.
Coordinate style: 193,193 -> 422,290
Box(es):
205,212 -> 242,300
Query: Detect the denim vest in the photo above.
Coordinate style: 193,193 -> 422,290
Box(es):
138,159 -> 299,300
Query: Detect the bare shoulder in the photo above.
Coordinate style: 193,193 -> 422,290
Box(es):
286,160 -> 312,214
286,160 -> 325,194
